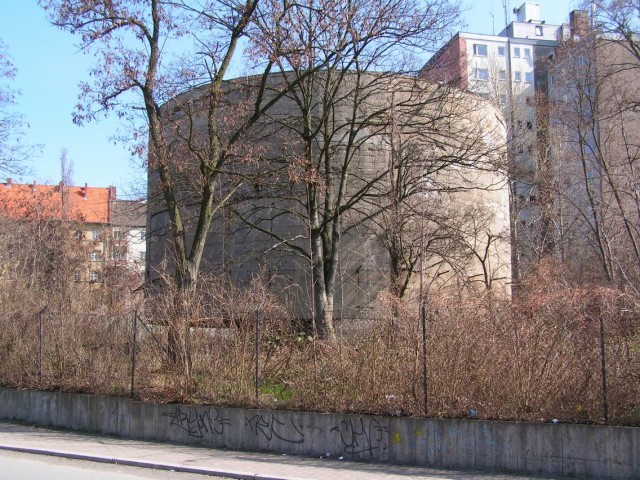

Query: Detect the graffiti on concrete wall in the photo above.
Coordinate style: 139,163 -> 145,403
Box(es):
162,405 -> 390,457
245,413 -> 305,444
331,418 -> 388,456
162,406 -> 230,439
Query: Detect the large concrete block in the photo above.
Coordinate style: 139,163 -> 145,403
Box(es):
609,426 -> 635,479
242,408 -> 261,451
4,389 -> 24,422
433,418 -> 476,469
0,388 -> 9,420
517,421 -> 564,474
203,406 -> 233,449
634,426 -> 640,478
285,410 -> 309,456
474,421 -> 496,470
561,424 -> 611,478
56,392 -> 75,429
91,395 -> 120,436
301,411 -> 335,457
127,400 -> 143,438
388,416 -> 418,464
156,403 -> 189,444
136,401 -> 157,440
34,390 -> 59,427
493,421 -> 519,471
415,418 -> 435,466
116,397 -> 132,437
221,407 -> 245,450
21,390 -> 37,424
74,394 -> 91,432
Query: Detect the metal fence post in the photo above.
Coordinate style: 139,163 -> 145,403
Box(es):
38,306 -> 46,385
255,308 -> 260,402
421,301 -> 428,417
599,315 -> 608,422
130,309 -> 138,398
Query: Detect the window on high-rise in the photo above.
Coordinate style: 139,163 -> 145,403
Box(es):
498,46 -> 505,56
514,71 -> 522,82
473,44 -> 488,56
524,48 -> 531,59
535,26 -> 543,36
475,68 -> 489,81
525,72 -> 533,83
498,70 -> 507,81
513,47 -> 521,58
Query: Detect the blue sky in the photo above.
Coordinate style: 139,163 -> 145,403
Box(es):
0,0 -> 576,197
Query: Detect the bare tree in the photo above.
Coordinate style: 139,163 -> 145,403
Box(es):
59,148 -> 74,186
40,0 -> 301,365
548,27 -> 640,288
227,0 -> 510,339
372,88 -> 509,298
0,38 -> 36,176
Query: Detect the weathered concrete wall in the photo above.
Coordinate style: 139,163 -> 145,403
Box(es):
0,388 -> 637,479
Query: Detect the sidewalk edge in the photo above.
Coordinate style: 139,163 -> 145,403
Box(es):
0,444 -> 295,480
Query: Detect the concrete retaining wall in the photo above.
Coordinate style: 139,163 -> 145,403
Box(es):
0,388 -> 637,478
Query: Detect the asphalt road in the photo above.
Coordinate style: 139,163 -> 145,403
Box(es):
0,450 -> 232,480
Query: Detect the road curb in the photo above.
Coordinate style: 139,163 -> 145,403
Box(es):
0,444 -> 304,480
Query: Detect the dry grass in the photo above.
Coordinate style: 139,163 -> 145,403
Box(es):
0,269 -> 638,426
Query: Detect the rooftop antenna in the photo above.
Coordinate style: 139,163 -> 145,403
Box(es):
502,0 -> 509,29
491,0 -> 495,35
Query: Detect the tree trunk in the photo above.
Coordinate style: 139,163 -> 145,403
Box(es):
314,282 -> 337,342
167,262 -> 195,377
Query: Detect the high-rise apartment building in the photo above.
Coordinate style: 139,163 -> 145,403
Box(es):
420,3 -> 589,279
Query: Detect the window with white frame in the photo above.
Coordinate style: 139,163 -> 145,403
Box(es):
90,251 -> 101,261
535,25 -> 543,36
473,44 -> 488,56
91,230 -> 101,241
113,229 -> 126,240
112,246 -> 127,261
89,271 -> 100,283
498,70 -> 507,81
525,71 -> 533,83
498,46 -> 505,56
74,271 -> 81,283
524,48 -> 531,59
475,68 -> 489,81
514,71 -> 522,82
513,47 -> 521,58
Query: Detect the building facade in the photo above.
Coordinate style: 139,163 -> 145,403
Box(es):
147,73 -> 512,321
0,180 -> 146,283
420,3 -> 589,279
